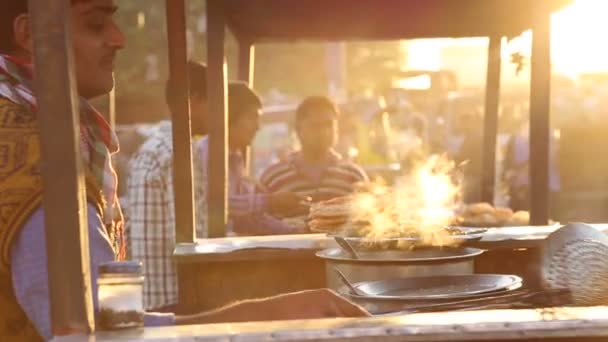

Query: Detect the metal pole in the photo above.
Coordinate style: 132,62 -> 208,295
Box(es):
108,84 -> 116,129
481,36 -> 502,204
237,39 -> 255,176
207,0 -> 229,238
529,8 -> 551,225
28,0 -> 94,335
166,0 -> 196,243
326,42 -> 348,100
237,40 -> 255,86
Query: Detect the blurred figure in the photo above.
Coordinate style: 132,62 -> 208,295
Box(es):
127,61 -> 209,311
503,121 -> 561,215
448,109 -> 483,203
194,82 -> 307,236
114,125 -> 146,199
260,96 -> 368,204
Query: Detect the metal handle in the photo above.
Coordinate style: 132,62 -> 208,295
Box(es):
334,268 -> 365,296
334,236 -> 360,259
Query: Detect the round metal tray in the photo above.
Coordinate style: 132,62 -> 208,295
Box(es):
316,247 -> 485,264
330,227 -> 487,248
346,274 -> 523,301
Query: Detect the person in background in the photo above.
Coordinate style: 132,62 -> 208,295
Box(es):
0,2 -> 367,341
127,61 -> 208,311
114,125 -> 146,199
195,82 -> 307,236
503,120 -> 561,215
448,109 -> 483,203
260,96 -> 369,204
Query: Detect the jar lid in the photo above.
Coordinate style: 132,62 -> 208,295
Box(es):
98,261 -> 142,275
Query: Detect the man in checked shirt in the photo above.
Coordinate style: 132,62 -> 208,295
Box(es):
129,76 -> 307,311
127,61 -> 209,312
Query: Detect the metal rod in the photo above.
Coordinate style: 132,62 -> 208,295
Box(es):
334,236 -> 360,260
28,0 -> 94,335
334,268 -> 365,296
207,0 -> 229,238
529,7 -> 552,226
237,40 -> 255,86
237,39 -> 255,176
166,0 -> 196,243
481,36 -> 502,204
108,83 -> 116,129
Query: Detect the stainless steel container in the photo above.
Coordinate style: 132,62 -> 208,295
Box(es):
316,247 -> 484,290
342,274 -> 522,314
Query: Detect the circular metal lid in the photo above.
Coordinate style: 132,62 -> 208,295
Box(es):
98,261 -> 142,275
316,247 -> 484,263
331,227 -> 487,243
347,274 -> 523,301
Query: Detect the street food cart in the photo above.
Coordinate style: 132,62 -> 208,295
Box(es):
28,0 -> 608,341
174,0 -> 570,311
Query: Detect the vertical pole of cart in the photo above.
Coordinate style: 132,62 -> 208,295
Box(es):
238,38 -> 255,175
207,0 -> 229,238
166,0 -> 196,243
108,85 -> 116,129
481,36 -> 502,204
28,0 -> 94,335
529,6 -> 552,225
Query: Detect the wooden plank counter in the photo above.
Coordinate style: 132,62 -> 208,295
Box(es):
174,225 -> 608,312
58,306 -> 608,341
175,235 -> 333,313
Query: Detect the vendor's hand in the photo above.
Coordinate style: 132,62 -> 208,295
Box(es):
260,289 -> 370,320
268,192 -> 309,217
176,289 -> 369,325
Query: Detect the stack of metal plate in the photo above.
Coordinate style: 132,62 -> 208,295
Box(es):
340,274 -> 524,314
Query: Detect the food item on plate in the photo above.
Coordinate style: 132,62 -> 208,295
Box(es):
457,202 -> 529,227
511,210 -> 530,226
309,196 -> 351,218
495,207 -> 514,222
308,196 -> 354,233
309,218 -> 348,232
282,216 -> 308,231
467,202 -> 494,215
462,212 -> 498,227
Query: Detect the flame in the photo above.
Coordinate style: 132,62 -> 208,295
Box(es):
349,154 -> 462,248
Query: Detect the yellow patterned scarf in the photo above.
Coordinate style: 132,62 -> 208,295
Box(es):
0,55 -> 124,268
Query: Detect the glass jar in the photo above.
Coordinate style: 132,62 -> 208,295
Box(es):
97,261 -> 144,330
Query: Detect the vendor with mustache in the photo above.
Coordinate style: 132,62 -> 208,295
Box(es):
0,1 -> 368,341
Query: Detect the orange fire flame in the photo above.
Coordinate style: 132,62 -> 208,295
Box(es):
349,155 -> 462,247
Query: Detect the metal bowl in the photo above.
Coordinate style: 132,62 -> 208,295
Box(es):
317,247 -> 484,290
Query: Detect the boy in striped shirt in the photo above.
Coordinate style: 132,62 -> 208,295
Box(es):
260,96 -> 368,203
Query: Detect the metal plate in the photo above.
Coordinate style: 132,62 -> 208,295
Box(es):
316,247 -> 484,264
348,274 -> 523,301
390,227 -> 488,242
330,227 -> 488,248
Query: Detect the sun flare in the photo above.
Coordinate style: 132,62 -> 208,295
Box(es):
552,0 -> 608,77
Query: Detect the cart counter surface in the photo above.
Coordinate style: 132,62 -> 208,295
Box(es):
53,305 -> 608,341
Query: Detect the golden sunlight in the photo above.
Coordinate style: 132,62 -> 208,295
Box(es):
552,0 -> 608,77
403,0 -> 608,80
